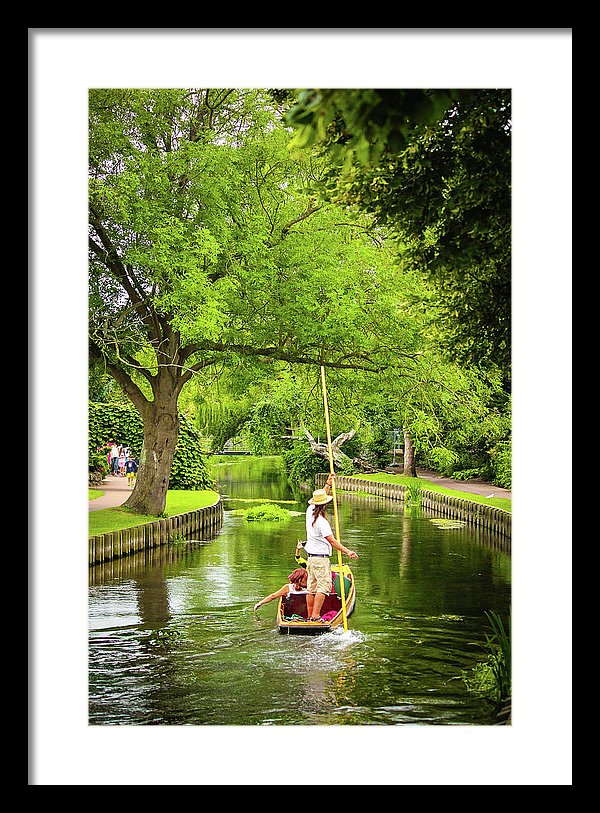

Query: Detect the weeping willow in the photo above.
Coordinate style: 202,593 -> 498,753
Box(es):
195,397 -> 252,452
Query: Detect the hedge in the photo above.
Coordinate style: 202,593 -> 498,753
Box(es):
89,401 -> 213,490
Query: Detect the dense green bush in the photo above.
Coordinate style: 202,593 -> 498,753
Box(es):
89,450 -> 109,476
418,424 -> 511,489
282,440 -> 329,487
89,402 -> 213,490
89,402 -> 144,454
170,417 -> 215,490
361,426 -> 393,468
489,438 -> 512,489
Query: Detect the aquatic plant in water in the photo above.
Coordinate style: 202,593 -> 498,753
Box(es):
238,503 -> 293,522
462,610 -> 511,703
429,518 -> 467,529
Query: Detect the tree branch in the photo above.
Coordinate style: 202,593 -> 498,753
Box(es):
176,357 -> 221,393
89,340 -> 151,417
194,340 -> 383,372
88,219 -> 159,341
281,203 -> 323,238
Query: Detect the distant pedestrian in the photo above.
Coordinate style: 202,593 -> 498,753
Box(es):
125,455 -> 138,487
109,441 -> 120,476
118,448 -> 126,476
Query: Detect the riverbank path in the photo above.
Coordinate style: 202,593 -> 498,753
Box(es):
89,473 -> 133,511
413,468 -> 511,500
89,467 -> 511,512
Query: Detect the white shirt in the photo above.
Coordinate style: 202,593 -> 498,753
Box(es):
287,583 -> 308,595
305,506 -> 333,556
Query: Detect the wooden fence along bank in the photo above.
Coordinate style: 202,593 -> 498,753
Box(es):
90,475 -> 509,565
89,499 -> 223,566
315,473 -> 511,551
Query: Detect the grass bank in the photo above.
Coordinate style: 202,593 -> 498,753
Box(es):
345,472 -> 511,513
89,489 -> 220,537
89,489 -> 104,501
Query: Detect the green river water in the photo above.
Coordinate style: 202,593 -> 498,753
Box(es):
88,456 -> 511,726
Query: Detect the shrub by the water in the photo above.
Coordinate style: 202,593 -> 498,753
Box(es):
489,438 -> 511,489
282,441 -> 329,488
462,610 -> 511,704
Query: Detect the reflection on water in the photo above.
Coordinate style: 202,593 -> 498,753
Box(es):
89,456 -> 511,725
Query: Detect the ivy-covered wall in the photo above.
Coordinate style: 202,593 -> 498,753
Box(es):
89,402 -> 213,490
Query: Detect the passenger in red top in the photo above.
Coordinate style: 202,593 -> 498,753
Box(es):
253,568 -> 308,612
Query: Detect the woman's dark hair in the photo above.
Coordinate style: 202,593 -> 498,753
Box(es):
288,567 -> 308,588
311,503 -> 328,526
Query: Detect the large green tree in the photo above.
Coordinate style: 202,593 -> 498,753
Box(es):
282,88 -> 511,382
89,88 -> 413,514
191,299 -> 511,486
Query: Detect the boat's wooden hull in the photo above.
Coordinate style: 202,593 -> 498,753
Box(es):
277,564 -> 355,635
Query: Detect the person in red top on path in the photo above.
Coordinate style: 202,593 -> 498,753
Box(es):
304,473 -> 358,622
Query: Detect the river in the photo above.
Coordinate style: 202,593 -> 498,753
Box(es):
89,455 -> 511,725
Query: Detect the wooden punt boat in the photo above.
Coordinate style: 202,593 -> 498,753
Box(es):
276,563 -> 355,635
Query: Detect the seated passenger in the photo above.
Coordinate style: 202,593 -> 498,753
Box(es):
253,568 -> 308,612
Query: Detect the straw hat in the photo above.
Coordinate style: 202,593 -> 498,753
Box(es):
309,488 -> 333,505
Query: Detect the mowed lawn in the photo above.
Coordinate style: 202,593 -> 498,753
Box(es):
89,489 -> 220,536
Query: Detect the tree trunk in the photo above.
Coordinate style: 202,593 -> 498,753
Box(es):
403,427 -> 417,477
123,387 -> 180,516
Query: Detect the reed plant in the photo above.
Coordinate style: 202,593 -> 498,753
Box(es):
404,480 -> 423,507
463,610 -> 511,703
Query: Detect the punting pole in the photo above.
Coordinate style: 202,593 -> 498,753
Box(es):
320,365 -> 348,633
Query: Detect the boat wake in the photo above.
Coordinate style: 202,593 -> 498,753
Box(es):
325,627 -> 366,647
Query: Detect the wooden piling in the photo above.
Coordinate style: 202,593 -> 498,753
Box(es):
89,498 -> 224,566
315,473 -> 510,550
